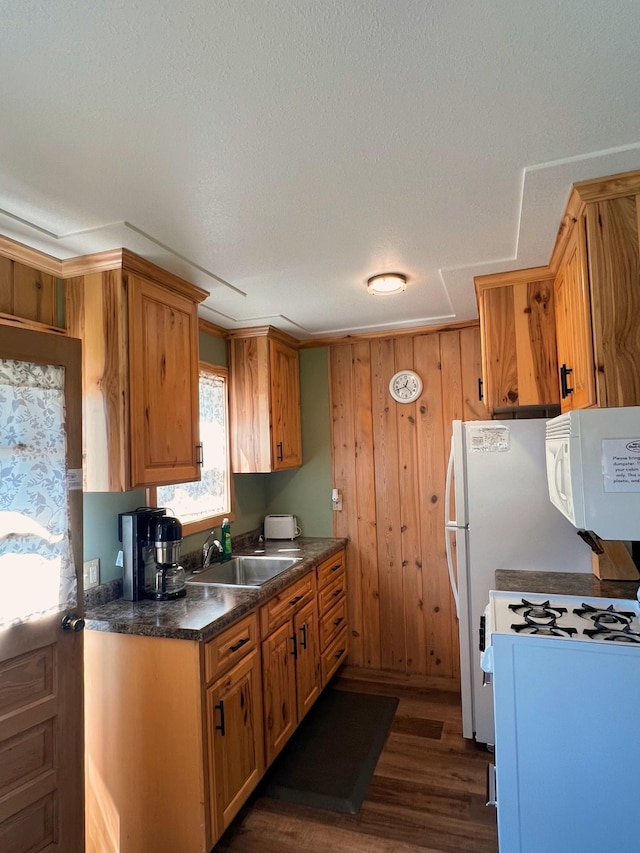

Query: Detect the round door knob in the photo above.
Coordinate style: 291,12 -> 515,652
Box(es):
61,613 -> 85,632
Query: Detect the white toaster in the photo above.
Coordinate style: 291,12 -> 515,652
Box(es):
264,514 -> 301,540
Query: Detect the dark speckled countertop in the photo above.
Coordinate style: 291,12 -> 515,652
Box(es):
84,537 -> 347,642
494,570 -> 640,601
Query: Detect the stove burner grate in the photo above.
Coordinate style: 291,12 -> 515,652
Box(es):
573,603 -> 636,628
508,599 -> 568,622
582,625 -> 640,643
510,622 -> 577,638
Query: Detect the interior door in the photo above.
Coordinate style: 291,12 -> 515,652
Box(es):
0,324 -> 84,852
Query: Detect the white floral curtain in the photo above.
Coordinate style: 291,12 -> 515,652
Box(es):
158,370 -> 229,523
0,358 -> 76,628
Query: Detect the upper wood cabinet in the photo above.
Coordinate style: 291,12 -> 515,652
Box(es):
229,327 -> 302,472
553,219 -> 596,412
0,256 -> 61,329
474,268 -> 559,413
65,251 -> 208,490
550,170 -> 640,411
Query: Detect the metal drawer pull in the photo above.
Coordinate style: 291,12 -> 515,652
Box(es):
214,701 -> 225,736
277,441 -> 284,461
333,616 -> 343,628
331,588 -> 343,598
290,633 -> 298,659
229,636 -> 250,653
289,595 -> 303,606
330,563 -> 341,572
335,647 -> 345,660
299,623 -> 307,649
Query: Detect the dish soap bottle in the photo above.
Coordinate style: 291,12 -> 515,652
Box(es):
221,517 -> 232,561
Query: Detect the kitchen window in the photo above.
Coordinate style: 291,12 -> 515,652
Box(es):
150,363 -> 232,534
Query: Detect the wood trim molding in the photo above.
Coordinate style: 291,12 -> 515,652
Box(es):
198,318 -> 228,338
298,318 -> 480,348
225,325 -> 301,348
0,312 -> 68,336
572,168 -> 640,203
548,187 -> 586,274
474,266 -> 554,295
0,235 -> 63,275
62,249 -> 209,303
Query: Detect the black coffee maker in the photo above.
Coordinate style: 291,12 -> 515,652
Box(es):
118,507 -> 186,601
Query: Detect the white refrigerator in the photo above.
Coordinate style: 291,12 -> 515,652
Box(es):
445,418 -> 593,746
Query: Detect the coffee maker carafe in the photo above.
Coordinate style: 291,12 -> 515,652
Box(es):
150,516 -> 186,600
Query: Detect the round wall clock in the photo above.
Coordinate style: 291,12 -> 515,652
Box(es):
389,370 -> 423,403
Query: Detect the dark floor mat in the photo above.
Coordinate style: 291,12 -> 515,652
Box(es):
261,687 -> 399,814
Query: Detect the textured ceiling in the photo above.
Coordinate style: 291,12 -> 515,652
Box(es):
1,0 -> 640,339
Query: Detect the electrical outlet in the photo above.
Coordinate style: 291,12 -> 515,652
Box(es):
83,558 -> 100,590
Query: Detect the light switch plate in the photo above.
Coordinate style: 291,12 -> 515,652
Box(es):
83,558 -> 100,590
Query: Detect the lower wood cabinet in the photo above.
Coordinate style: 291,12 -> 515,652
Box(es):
205,648 -> 264,833
316,549 -> 349,685
203,612 -> 264,837
261,576 -> 321,766
84,551 -> 347,853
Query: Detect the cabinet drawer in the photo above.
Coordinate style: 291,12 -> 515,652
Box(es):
319,596 -> 347,651
318,570 -> 346,615
204,613 -> 258,684
321,626 -> 348,685
316,550 -> 345,591
260,573 -> 316,637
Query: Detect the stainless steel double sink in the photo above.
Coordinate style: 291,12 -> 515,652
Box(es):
186,555 -> 302,588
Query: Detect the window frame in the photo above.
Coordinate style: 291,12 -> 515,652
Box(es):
147,361 -> 234,535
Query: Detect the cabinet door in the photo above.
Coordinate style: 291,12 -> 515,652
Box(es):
294,599 -> 321,721
127,273 -> 201,486
554,223 -> 596,412
480,278 -> 558,411
269,338 -> 302,469
586,195 -> 640,407
206,649 -> 264,837
262,620 -> 298,766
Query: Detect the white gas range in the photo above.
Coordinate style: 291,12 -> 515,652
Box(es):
481,588 -> 640,853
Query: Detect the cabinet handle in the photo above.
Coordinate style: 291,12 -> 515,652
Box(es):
478,378 -> 484,402
299,623 -> 307,649
289,595 -> 303,606
277,442 -> 284,461
333,616 -> 344,628
332,588 -> 343,598
214,700 -> 225,736
229,636 -> 250,653
330,563 -> 341,573
560,364 -> 574,398
335,647 -> 345,660
196,443 -> 204,465
290,632 -> 298,659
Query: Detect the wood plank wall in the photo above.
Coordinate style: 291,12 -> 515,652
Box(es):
330,326 -> 488,684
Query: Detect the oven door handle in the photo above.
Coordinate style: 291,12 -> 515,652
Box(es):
486,762 -> 497,807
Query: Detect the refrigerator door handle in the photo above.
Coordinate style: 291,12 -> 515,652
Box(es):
445,440 -> 456,527
444,439 -> 461,618
445,525 -> 460,619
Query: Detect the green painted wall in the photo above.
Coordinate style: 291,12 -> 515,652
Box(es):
266,348 -> 333,537
83,336 -> 333,583
83,490 -> 147,583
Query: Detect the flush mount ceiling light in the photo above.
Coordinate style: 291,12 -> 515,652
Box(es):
366,272 -> 407,295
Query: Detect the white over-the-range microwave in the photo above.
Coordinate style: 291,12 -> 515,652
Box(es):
545,406 -> 640,540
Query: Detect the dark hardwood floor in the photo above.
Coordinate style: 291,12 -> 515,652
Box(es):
213,672 -> 498,853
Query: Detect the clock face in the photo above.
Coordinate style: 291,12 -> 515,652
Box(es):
389,370 -> 423,403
